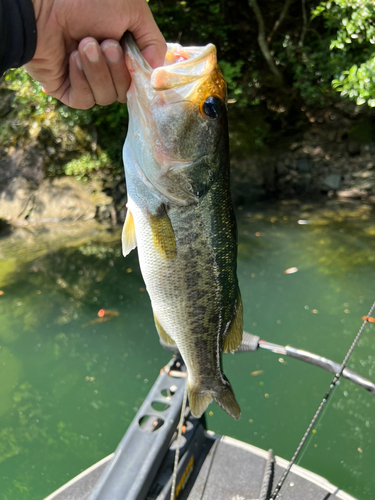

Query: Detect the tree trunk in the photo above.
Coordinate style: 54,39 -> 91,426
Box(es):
249,0 -> 284,86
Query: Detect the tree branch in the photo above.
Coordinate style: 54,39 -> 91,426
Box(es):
249,0 -> 283,85
299,0 -> 308,47
267,0 -> 294,44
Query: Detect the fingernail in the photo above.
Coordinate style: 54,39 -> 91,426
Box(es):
74,52 -> 82,70
83,41 -> 100,63
104,42 -> 121,63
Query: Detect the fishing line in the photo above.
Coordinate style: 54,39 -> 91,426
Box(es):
198,438 -> 220,500
295,392 -> 331,466
270,300 -> 375,500
170,377 -> 188,500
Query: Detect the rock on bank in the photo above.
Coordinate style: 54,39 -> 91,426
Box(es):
0,177 -> 115,226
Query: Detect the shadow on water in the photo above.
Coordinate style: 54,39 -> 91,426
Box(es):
0,200 -> 374,499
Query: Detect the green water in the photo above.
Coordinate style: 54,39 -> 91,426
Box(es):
0,200 -> 374,500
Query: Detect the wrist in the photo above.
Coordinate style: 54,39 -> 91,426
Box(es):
30,0 -> 56,50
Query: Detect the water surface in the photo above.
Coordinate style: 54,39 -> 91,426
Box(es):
0,200 -> 374,500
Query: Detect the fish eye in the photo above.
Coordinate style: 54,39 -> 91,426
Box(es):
202,96 -> 223,120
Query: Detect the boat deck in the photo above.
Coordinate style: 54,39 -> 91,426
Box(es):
182,434 -> 354,500
46,429 -> 356,500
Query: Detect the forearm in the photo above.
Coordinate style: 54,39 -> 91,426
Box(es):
0,0 -> 38,74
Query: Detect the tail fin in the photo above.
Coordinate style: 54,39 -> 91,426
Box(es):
188,388 -> 213,418
188,380 -> 241,421
213,383 -> 241,420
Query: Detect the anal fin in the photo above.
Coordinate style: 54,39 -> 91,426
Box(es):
154,313 -> 176,346
122,208 -> 137,257
222,292 -> 243,353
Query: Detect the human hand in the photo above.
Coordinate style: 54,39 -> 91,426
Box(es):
26,0 -> 166,109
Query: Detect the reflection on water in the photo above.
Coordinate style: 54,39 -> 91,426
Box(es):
0,201 -> 374,500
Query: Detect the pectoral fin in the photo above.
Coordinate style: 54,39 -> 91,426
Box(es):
154,313 -> 176,346
222,293 -> 243,354
122,208 -> 137,257
149,206 -> 177,260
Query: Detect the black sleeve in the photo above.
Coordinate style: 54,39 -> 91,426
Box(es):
0,0 -> 37,74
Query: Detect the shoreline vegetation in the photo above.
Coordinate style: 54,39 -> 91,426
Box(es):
1,0 -> 375,231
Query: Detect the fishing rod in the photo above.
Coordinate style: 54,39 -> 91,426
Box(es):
239,333 -> 375,395
160,330 -> 375,395
269,300 -> 375,499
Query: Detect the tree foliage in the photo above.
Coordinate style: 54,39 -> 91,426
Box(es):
150,0 -> 375,108
313,1 -> 375,107
1,69 -> 128,179
0,0 -> 374,182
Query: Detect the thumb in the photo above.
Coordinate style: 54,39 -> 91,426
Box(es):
128,1 -> 166,69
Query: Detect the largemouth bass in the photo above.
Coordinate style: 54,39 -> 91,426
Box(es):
122,33 -> 242,420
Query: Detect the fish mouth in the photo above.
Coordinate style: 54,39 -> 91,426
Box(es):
152,42 -> 219,100
123,32 -> 223,107
123,32 -> 226,164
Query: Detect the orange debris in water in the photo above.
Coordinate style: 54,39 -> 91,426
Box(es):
82,309 -> 119,328
362,316 -> 375,323
255,232 -> 261,237
0,291 -> 4,295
